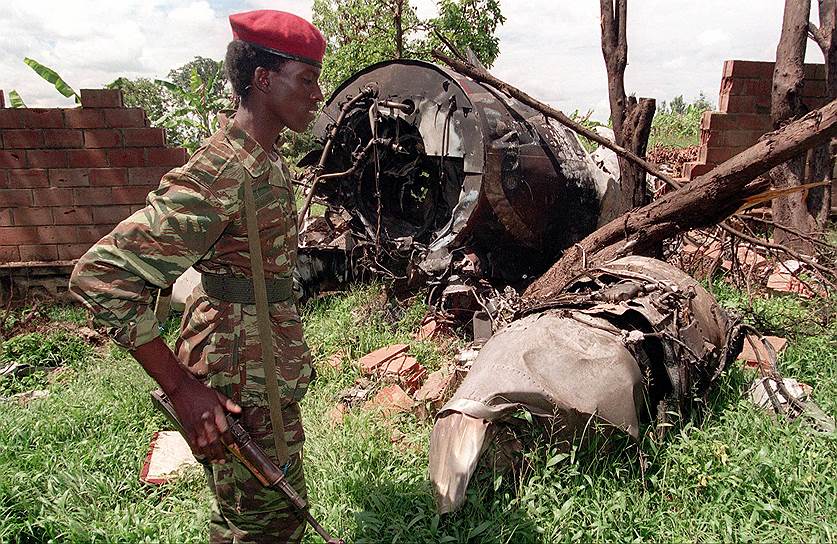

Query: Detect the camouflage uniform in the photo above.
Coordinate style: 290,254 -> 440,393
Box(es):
69,121 -> 313,543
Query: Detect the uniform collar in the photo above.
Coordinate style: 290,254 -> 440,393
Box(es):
224,120 -> 271,178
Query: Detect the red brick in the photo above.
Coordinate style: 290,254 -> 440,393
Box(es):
72,187 -> 113,206
0,246 -> 21,262
107,148 -> 145,167
2,129 -> 44,148
5,169 -> 48,188
703,146 -> 748,164
0,189 -> 33,207
719,94 -> 754,114
58,243 -> 91,260
104,108 -> 147,128
19,244 -> 58,261
0,109 -> 22,129
359,344 -> 410,375
801,79 -> 827,98
681,162 -> 715,180
724,130 -> 762,148
724,60 -> 774,80
701,112 -> 771,133
0,226 -> 65,244
80,89 -> 123,108
699,129 -> 723,148
803,63 -> 826,80
77,225 -> 112,243
89,168 -> 127,186
26,149 -> 68,168
0,170 -> 6,188
92,205 -> 132,224
128,166 -> 169,185
111,186 -> 151,205
67,149 -> 108,168
52,206 -> 93,225
147,147 -> 187,166
802,97 -> 829,110
33,188 -> 73,207
43,129 -> 84,149
63,108 -> 106,129
48,168 -> 90,187
0,150 -> 25,168
12,207 -> 52,226
0,208 -> 12,226
122,128 -> 165,147
83,129 -> 122,148
130,204 -> 145,214
21,109 -> 64,128
366,384 -> 414,415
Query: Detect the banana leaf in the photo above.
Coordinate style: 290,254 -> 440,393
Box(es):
8,90 -> 27,108
23,58 -> 79,103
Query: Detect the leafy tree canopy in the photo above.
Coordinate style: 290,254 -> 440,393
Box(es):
313,0 -> 505,95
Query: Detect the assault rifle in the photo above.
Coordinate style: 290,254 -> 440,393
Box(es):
151,390 -> 344,544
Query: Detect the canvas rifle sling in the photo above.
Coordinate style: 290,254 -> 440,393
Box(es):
241,174 -> 290,466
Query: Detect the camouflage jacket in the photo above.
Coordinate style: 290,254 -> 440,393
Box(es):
70,120 -> 299,349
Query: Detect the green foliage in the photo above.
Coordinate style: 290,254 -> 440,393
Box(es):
110,57 -> 231,153
8,90 -> 26,108
569,109 -> 605,153
0,331 -> 92,396
2,285 -> 835,542
313,0 -> 505,96
23,57 -> 80,103
425,0 -> 505,67
649,92 -> 713,149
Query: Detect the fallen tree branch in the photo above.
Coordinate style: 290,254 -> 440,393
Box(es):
431,49 -> 685,191
523,101 -> 837,301
718,222 -> 836,290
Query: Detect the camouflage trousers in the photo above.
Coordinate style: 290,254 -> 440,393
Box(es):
205,403 -> 307,544
177,293 -> 313,543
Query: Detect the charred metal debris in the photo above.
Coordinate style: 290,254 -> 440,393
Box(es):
295,59 -> 620,310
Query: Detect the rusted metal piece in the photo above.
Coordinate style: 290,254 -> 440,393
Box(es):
304,59 -> 613,281
428,256 -> 744,513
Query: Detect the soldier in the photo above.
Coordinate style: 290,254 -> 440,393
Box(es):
69,10 -> 325,543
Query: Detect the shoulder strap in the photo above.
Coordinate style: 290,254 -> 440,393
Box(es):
241,174 -> 290,466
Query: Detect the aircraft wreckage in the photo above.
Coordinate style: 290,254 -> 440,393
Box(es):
293,60 -> 829,514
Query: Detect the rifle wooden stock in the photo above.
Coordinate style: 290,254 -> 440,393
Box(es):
150,390 -> 344,544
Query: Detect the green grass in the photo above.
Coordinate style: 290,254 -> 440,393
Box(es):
1,283 -> 835,542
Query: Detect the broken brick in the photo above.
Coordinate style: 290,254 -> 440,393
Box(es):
326,352 -> 344,371
358,344 -> 409,375
367,384 -> 414,416
738,335 -> 788,369
328,404 -> 348,426
415,369 -> 453,403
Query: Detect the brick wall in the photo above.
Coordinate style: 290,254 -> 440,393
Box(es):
681,60 -> 829,179
0,89 -> 187,265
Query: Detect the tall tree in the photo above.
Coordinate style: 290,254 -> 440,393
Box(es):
600,0 -> 656,214
770,0 -> 832,253
313,0 -> 504,95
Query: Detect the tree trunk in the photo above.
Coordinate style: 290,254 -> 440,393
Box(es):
523,100 -> 837,302
600,0 -> 656,213
393,0 -> 405,58
808,0 -> 837,223
771,0 -> 824,254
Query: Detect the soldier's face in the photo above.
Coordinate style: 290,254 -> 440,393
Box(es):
266,60 -> 323,133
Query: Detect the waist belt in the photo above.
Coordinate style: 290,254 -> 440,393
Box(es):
201,274 -> 293,304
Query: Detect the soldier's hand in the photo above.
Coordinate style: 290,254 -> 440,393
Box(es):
170,378 -> 241,463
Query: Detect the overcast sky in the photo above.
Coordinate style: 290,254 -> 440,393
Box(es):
0,1 -> 825,120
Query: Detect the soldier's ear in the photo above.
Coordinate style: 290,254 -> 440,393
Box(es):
253,66 -> 271,94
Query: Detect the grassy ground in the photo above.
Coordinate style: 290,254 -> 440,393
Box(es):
1,283 -> 835,543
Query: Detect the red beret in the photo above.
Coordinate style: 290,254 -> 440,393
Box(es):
229,10 -> 326,68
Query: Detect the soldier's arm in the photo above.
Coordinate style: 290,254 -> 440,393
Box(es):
70,166 -> 240,460
131,336 -> 239,462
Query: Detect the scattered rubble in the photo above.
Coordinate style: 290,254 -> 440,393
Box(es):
367,384 -> 414,416
140,430 -> 200,485
738,335 -> 788,369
